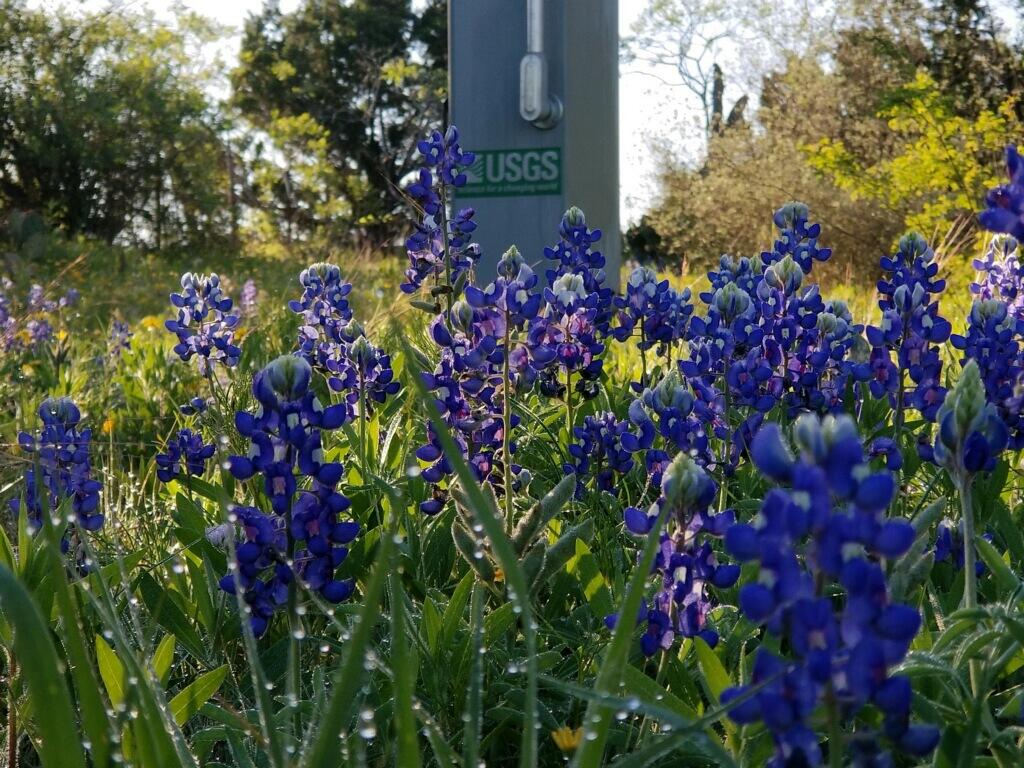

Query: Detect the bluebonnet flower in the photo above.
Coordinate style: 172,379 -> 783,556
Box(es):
703,254 -> 761,299
722,414 -> 937,766
402,126 -> 480,295
108,320 -> 132,359
868,437 -> 904,471
612,266 -> 693,375
761,202 -> 832,274
628,369 -> 715,483
290,262 -> 354,365
675,205 -> 877,488
611,453 -> 738,655
240,279 -> 258,315
685,237 -> 861,426
0,278 -> 15,351
10,398 -> 103,548
528,272 -> 607,399
333,331 -> 401,412
565,412 -> 649,496
865,234 -> 950,422
155,429 -> 216,483
417,247 -> 541,514
542,207 -> 614,334
416,299 -> 511,510
220,355 -> 358,636
26,318 -> 54,349
179,396 -> 211,416
935,519 -> 991,576
978,145 -> 1024,239
165,272 -> 241,374
465,246 -> 543,389
951,299 -> 1024,448
931,359 -> 1008,477
971,235 -> 1024,319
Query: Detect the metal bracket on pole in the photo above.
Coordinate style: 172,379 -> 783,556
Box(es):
519,0 -> 563,129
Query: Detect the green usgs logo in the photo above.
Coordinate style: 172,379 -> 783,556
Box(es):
461,147 -> 562,197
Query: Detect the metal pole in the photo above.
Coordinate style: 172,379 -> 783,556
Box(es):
519,0 -> 562,128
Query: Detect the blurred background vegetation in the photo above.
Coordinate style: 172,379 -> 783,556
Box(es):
0,0 -> 1022,325
624,0 -> 1024,291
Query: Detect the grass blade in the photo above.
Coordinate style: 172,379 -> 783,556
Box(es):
388,571 -> 422,768
571,502 -> 671,768
302,505 -> 396,768
0,563 -> 86,768
462,581 -> 485,768
399,335 -> 541,767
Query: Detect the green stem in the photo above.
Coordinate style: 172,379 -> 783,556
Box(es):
565,369 -> 575,450
826,685 -> 842,768
502,315 -> 514,530
358,371 -> 369,476
958,474 -> 981,696
463,582 -> 485,768
719,384 -> 731,513
284,493 -> 302,738
639,327 -> 648,388
438,181 -> 454,323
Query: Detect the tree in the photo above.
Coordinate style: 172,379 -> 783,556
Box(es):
806,72 -> 1021,240
231,0 -> 446,249
0,1 -> 232,249
924,0 -> 1024,119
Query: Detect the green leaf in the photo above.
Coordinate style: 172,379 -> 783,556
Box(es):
137,571 -> 206,661
168,665 -> 229,727
154,634 -> 177,686
462,582 -> 485,768
95,635 -> 126,707
566,537 -> 613,621
440,572 -> 473,652
619,664 -> 700,721
694,637 -> 731,702
0,564 -> 86,768
975,536 -> 1018,592
0,521 -> 15,571
389,573 -> 421,768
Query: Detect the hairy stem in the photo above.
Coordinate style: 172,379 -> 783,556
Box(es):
958,474 -> 981,696
565,369 -> 575,451
502,315 -> 514,530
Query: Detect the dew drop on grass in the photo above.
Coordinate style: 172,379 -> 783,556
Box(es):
358,708 -> 377,739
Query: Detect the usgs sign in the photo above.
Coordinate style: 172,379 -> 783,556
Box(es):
462,147 -> 562,197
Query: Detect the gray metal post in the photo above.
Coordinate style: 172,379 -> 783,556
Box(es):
448,0 -> 620,287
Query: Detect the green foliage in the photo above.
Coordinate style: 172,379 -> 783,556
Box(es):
806,72 -> 1022,240
232,0 -> 446,248
0,1 -> 232,248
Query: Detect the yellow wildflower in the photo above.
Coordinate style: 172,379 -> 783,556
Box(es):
102,417 -> 115,435
551,726 -> 583,753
